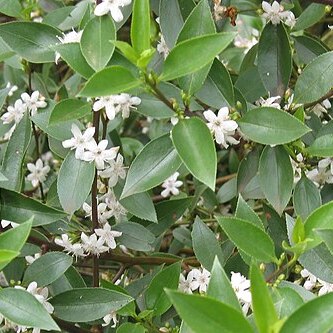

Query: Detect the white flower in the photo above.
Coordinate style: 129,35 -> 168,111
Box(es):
6,82 -> 18,97
81,232 -> 109,256
190,267 -> 211,293
113,93 -> 141,119
55,29 -> 83,63
83,202 -> 113,225
55,234 -> 85,259
318,157 -> 333,176
157,35 -> 170,59
1,220 -> 19,229
102,311 -> 118,328
312,99 -> 331,118
256,95 -> 281,109
291,153 -> 303,184
62,124 -> 95,159
82,139 -> 119,169
21,91 -> 47,116
99,154 -> 126,187
25,253 -> 41,265
231,272 -> 252,314
329,25 -> 333,30
261,1 -> 296,27
306,164 -> 333,187
1,99 -> 26,124
94,0 -> 131,22
161,172 -> 183,197
94,223 -> 122,249
301,269 -> 318,290
103,191 -> 127,221
26,158 -> 50,187
178,272 -> 195,294
203,107 -> 239,148
93,95 -> 118,120
318,279 -> 333,296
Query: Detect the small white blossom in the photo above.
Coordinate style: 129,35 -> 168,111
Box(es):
291,153 -> 304,184
1,99 -> 27,124
106,197 -> 127,221
203,107 -> 239,148
1,220 -> 19,229
102,311 -> 118,327
83,139 -> 119,169
62,124 -> 95,159
99,154 -> 126,187
6,82 -> 18,97
93,95 -> 118,120
231,272 -> 252,314
55,234 -> 85,259
318,279 -> 333,296
55,29 -> 83,63
329,25 -> 333,30
94,222 -> 122,249
190,267 -> 211,293
113,93 -> 141,119
21,91 -> 47,116
25,253 -> 41,265
83,202 -> 113,225
94,0 -> 132,22
261,1 -> 296,27
157,35 -> 170,59
301,268 -> 318,291
256,95 -> 281,109
26,159 -> 50,187
306,164 -> 333,187
312,99 -> 331,118
178,272 -> 195,294
161,172 -> 183,198
81,232 -> 109,256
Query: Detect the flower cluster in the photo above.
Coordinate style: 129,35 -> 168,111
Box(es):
203,107 -> 239,148
261,1 -> 296,27
93,93 -> 141,121
94,0 -> 131,22
306,157 -> 333,188
230,272 -> 252,314
300,269 -> 333,296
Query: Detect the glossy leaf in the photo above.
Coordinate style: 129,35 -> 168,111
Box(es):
171,118 -> 216,190
166,290 -> 254,333
81,15 -> 116,71
131,0 -> 150,54
117,323 -> 146,333
258,23 -> 292,96
160,33 -> 235,81
23,252 -> 73,286
216,216 -> 277,263
250,265 -> 278,333
0,288 -> 59,330
293,175 -> 322,220
236,195 -> 263,229
294,51 -> 333,104
259,146 -> 293,215
0,188 -> 66,226
49,98 -> 91,124
145,262 -> 181,316
79,66 -> 141,97
307,134 -> 333,157
0,22 -> 59,63
238,107 -> 310,145
0,250 -> 19,264
0,112 -> 31,191
57,151 -> 95,215
293,35 -> 328,64
293,3 -> 326,31
0,0 -> 21,17
50,288 -> 133,322
121,134 -> 182,198
280,293 -> 333,333
192,216 -> 225,270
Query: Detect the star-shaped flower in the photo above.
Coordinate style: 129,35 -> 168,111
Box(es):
94,223 -> 122,249
94,0 -> 132,22
161,172 -> 183,197
26,159 -> 50,187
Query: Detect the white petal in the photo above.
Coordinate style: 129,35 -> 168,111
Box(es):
94,2 -> 111,16
203,110 -> 216,123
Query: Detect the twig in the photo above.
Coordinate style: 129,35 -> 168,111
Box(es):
304,89 -> 333,109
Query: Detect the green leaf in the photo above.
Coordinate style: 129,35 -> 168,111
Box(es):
131,0 -> 150,54
81,15 -> 116,71
293,175 -> 322,220
273,287 -> 304,318
0,219 -> 32,270
166,290 -> 254,333
293,3 -> 326,31
304,201 -> 333,249
0,0 -> 21,17
207,257 -> 241,312
79,65 -> 141,97
258,23 -> 292,96
0,288 -> 59,331
50,288 -> 133,322
171,118 -> 217,190
307,134 -> 333,157
0,188 -> 67,226
54,43 -> 94,79
0,250 -> 19,264
216,178 -> 237,204
23,252 -> 73,287
250,265 -> 278,333
280,293 -> 333,333
145,262 -> 181,316
160,33 -> 235,81
314,229 -> 333,256
0,22 -> 59,63
49,98 -> 92,124
192,216 -> 226,270
259,145 -> 293,215
236,195 -> 263,229
216,216 -> 277,263
294,51 -> 333,104
238,107 -> 311,145
0,112 -> 31,191
121,134 -> 182,198
293,35 -> 328,64
57,151 -> 95,215
112,40 -> 139,64
117,323 -> 146,333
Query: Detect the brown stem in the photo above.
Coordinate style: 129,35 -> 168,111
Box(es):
101,112 -> 109,140
112,265 -> 127,283
304,89 -> 333,109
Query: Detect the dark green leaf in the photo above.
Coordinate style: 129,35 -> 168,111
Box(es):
0,0 -> 21,17
307,134 -> 333,157
293,4 -> 326,31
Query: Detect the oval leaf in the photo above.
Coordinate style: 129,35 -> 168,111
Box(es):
307,134 -> 333,157
216,216 -> 277,263
121,134 -> 182,198
238,107 -> 311,145
171,118 -> 217,190
57,151 -> 95,215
